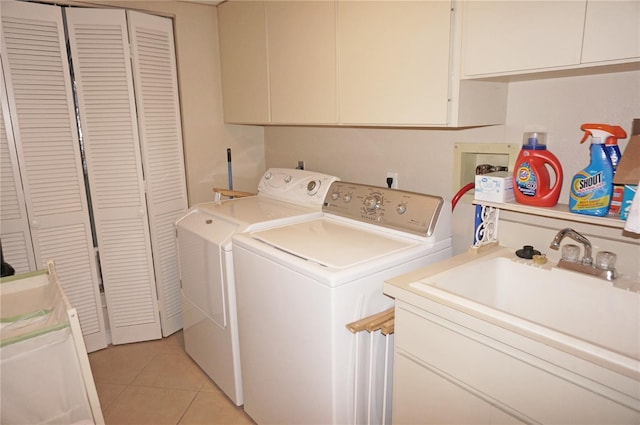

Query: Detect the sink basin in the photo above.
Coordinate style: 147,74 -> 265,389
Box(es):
410,253 -> 640,365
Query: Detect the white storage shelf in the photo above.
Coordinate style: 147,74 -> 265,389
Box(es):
472,200 -> 627,229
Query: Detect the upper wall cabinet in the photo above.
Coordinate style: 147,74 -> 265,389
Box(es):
217,1 -> 508,127
268,1 -> 336,124
337,1 -> 451,125
582,0 -> 640,64
461,1 -> 640,78
218,1 -> 336,125
218,2 -> 269,124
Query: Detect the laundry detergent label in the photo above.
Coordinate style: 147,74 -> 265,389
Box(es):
516,162 -> 537,196
569,170 -> 610,212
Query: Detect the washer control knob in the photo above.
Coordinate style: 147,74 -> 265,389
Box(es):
343,193 -> 352,203
396,203 -> 407,215
307,180 -> 319,195
363,195 -> 382,212
284,175 -> 292,183
265,172 -> 272,180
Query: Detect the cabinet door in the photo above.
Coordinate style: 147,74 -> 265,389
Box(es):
338,1 -> 452,125
393,352 -> 526,424
461,1 -> 586,76
267,1 -> 336,124
66,8 -> 162,345
582,0 -> 640,63
218,1 -> 269,124
127,10 -> 189,337
1,0 -> 107,352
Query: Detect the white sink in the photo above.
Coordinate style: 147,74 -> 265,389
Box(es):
410,253 -> 640,364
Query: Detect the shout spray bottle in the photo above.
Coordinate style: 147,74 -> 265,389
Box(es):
569,123 -> 625,216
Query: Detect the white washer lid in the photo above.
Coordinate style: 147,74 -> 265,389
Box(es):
250,218 -> 417,269
193,197 -> 318,230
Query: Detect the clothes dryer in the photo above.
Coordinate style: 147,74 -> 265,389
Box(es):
175,168 -> 339,406
232,181 -> 452,424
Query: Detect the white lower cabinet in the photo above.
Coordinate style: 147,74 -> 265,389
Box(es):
391,301 -> 640,424
394,352 -> 524,425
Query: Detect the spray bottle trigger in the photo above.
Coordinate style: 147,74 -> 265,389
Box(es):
580,131 -> 592,144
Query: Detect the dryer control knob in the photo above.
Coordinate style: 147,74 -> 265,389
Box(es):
363,195 -> 382,212
343,193 -> 352,203
396,203 -> 407,214
307,180 -> 319,195
331,191 -> 340,201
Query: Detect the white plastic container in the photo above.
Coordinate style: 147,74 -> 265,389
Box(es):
475,171 -> 515,203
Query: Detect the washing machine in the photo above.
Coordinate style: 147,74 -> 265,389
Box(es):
232,181 -> 452,424
175,168 -> 339,406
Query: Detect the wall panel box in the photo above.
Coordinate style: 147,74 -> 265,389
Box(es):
453,143 -> 520,204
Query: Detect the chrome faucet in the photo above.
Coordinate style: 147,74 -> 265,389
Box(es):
549,228 -> 617,281
549,228 -> 592,265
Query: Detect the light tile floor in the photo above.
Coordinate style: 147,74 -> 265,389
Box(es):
88,331 -> 254,425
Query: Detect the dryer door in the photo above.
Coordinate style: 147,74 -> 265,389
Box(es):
176,212 -> 236,328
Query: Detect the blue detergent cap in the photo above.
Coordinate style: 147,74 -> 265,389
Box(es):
522,132 -> 547,150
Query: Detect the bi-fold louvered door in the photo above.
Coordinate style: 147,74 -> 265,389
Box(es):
0,0 -> 108,351
127,11 -> 188,336
1,0 -> 187,350
0,73 -> 35,274
66,8 -> 163,345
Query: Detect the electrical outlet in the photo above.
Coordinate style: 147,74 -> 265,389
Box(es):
386,172 -> 398,189
297,160 -> 305,170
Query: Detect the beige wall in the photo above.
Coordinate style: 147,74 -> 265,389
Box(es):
77,0 -> 265,205
264,70 -> 640,255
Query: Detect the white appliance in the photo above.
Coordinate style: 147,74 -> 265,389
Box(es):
175,168 -> 339,406
232,181 -> 452,424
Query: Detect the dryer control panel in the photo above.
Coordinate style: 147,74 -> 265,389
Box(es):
323,182 -> 444,237
257,168 -> 340,206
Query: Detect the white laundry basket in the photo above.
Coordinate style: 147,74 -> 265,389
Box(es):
0,261 -> 104,425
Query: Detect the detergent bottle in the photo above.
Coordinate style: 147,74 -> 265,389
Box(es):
569,124 -> 621,216
513,131 -> 563,207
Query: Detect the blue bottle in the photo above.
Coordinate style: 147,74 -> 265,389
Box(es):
569,129 -> 616,217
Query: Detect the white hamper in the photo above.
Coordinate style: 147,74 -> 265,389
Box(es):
0,261 -> 104,425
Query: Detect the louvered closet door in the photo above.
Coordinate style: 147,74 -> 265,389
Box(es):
66,8 -> 162,344
0,0 -> 107,352
0,62 -> 36,274
128,11 -> 188,337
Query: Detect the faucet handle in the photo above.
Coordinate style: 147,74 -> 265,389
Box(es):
561,244 -> 581,262
595,251 -> 617,271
